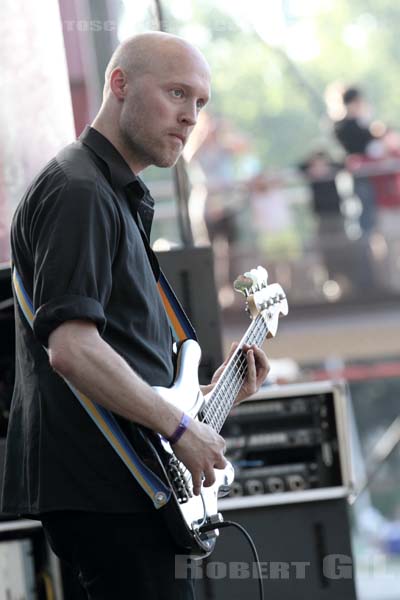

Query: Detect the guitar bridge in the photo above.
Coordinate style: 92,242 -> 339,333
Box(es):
168,456 -> 192,503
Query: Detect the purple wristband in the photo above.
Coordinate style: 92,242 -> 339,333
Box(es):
168,413 -> 190,445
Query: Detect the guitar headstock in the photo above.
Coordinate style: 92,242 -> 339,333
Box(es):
234,266 -> 288,337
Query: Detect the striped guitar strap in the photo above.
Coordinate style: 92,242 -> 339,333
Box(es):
12,267 -> 197,509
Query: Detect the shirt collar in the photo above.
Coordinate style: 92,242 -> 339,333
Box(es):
78,125 -> 154,217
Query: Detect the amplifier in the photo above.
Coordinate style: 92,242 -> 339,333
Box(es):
157,248 -> 223,384
195,498 -> 357,600
220,380 -> 354,510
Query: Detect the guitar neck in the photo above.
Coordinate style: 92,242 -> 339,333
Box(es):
201,313 -> 269,433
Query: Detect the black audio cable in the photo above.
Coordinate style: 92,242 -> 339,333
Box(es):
200,520 -> 264,600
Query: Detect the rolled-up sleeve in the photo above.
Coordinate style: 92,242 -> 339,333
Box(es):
34,295 -> 106,346
30,173 -> 120,346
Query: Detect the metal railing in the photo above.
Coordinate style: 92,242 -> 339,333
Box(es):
150,158 -> 400,311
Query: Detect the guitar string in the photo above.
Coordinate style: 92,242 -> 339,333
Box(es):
203,314 -> 268,431
211,319 -> 268,435
202,314 -> 264,422
171,322 -> 261,491
210,318 -> 268,432
173,314 -> 269,495
212,320 -> 265,429
173,347 -> 250,488
174,332 -> 268,495
178,312 -> 269,485
204,342 -> 255,429
177,317 -> 264,488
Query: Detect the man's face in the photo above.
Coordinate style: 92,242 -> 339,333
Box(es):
119,46 -> 210,172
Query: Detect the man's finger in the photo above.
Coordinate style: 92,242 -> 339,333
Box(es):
246,348 -> 256,385
192,472 -> 203,496
214,455 -> 228,470
203,467 -> 216,488
253,346 -> 270,382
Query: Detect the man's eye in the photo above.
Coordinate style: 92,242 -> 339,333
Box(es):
196,100 -> 205,110
171,89 -> 184,98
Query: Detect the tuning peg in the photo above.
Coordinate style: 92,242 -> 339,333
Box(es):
243,269 -> 258,287
233,274 -> 254,296
234,266 -> 271,298
256,266 -> 269,287
242,266 -> 269,291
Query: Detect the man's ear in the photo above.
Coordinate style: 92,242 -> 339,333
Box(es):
109,68 -> 127,101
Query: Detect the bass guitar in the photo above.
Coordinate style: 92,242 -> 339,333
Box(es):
133,266 -> 288,558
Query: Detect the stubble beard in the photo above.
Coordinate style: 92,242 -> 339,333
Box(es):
119,109 -> 180,171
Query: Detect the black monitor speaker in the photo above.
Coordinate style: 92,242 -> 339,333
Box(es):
157,247 -> 223,384
194,498 -> 357,600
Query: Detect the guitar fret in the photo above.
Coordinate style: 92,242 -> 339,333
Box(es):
201,313 -> 272,433
207,356 -> 247,431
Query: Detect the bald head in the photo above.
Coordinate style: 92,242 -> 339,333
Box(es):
93,31 -> 211,173
103,32 -> 210,98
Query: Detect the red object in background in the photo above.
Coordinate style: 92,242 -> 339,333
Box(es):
310,360 -> 400,383
346,154 -> 400,208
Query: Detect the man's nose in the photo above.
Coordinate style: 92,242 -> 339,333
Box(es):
179,102 -> 197,127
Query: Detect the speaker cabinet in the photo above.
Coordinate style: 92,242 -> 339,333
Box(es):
194,498 -> 357,600
156,247 -> 223,384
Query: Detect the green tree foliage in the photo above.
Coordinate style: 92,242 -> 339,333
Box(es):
168,0 -> 400,168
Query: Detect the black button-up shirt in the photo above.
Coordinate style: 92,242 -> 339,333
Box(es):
1,126 -> 174,516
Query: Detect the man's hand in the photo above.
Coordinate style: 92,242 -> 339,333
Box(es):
169,343 -> 269,496
171,419 -> 227,496
202,342 -> 270,406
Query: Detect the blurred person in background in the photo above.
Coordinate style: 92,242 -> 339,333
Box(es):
334,86 -> 385,236
299,151 -> 348,291
248,171 -> 296,290
334,87 -> 384,157
185,114 -> 251,302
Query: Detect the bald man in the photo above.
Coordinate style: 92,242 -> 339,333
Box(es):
1,32 -> 269,599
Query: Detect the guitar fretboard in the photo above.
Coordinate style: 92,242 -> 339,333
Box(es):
200,313 -> 269,432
